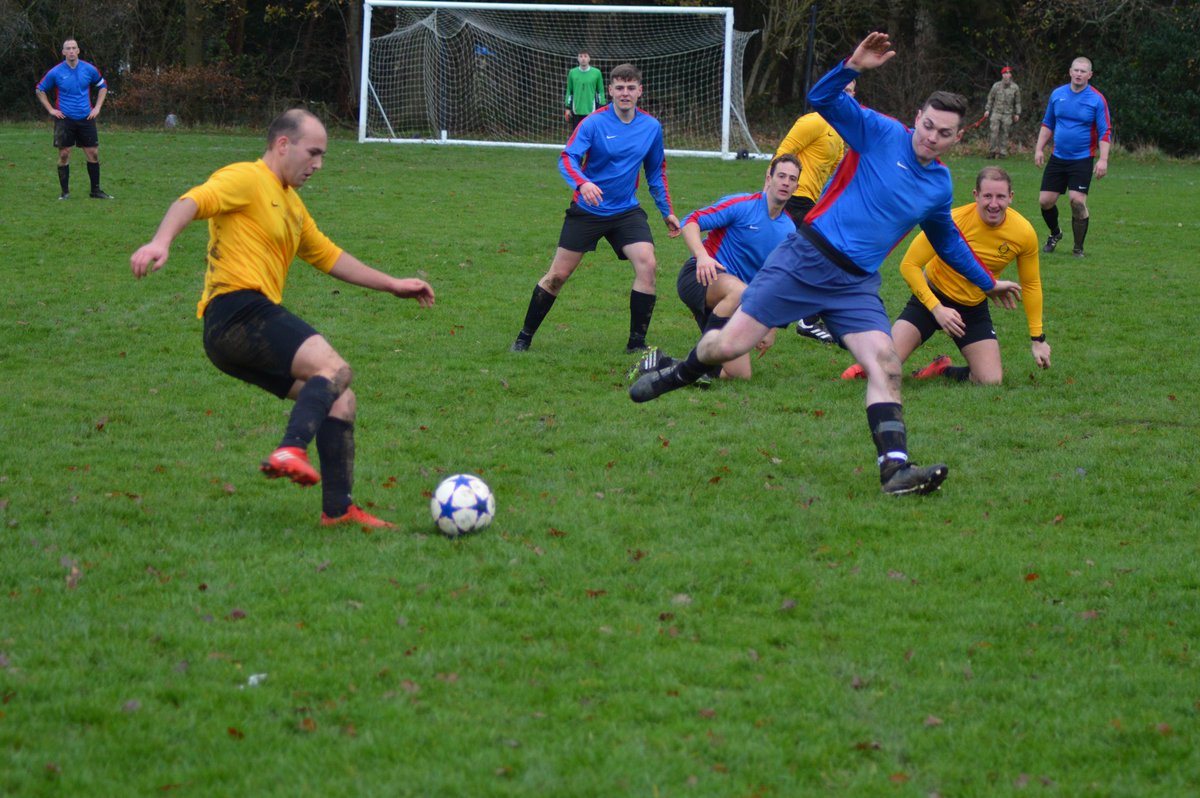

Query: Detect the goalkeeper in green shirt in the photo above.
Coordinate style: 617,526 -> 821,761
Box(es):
564,50 -> 604,131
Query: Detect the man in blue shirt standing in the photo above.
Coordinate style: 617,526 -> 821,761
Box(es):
511,63 -> 680,354
1034,56 -> 1111,257
630,32 -> 1022,496
35,38 -> 113,200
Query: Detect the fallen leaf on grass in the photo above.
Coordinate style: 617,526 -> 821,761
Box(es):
227,727 -> 244,740
924,715 -> 944,727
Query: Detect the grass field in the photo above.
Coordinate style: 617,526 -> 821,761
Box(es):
1,122 -> 1198,796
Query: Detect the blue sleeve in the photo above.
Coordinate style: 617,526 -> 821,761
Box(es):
559,119 -> 593,190
921,208 -> 997,292
1040,89 -> 1056,129
642,124 -> 673,218
807,61 -> 890,154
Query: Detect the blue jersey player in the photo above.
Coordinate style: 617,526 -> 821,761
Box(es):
1034,56 -> 1111,257
630,32 -> 1022,496
511,63 -> 680,354
661,154 -> 799,381
35,39 -> 113,200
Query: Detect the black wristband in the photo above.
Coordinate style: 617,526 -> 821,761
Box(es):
1031,334 -> 1046,343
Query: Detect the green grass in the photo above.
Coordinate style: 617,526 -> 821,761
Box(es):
1,122 -> 1199,795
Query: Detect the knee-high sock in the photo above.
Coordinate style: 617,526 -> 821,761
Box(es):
1071,216 -> 1089,250
316,417 -> 355,517
279,376 -> 340,450
627,290 -> 656,349
1041,205 -> 1060,236
867,402 -> 908,482
516,285 -> 557,343
58,165 -> 69,193
86,161 -> 100,192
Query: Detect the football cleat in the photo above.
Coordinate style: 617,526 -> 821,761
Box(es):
1072,248 -> 1085,258
509,336 -> 531,352
626,346 -> 677,383
911,354 -> 953,380
260,446 -> 320,486
881,462 -> 948,496
90,189 -> 115,199
796,316 -> 835,344
629,363 -> 687,403
1043,231 -> 1063,253
321,505 -> 396,528
841,363 -> 866,380
624,342 -> 651,355
57,192 -> 70,200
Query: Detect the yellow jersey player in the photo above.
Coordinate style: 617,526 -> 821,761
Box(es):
841,166 -> 1049,384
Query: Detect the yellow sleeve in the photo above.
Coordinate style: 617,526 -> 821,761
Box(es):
297,211 -> 342,273
898,232 -> 941,311
181,163 -> 254,219
1013,228 -> 1044,337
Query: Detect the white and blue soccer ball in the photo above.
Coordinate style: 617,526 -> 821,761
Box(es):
430,474 -> 495,537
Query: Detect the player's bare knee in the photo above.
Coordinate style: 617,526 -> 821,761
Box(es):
331,362 -> 353,394
1070,198 -> 1088,218
331,387 -> 357,422
541,273 -> 567,293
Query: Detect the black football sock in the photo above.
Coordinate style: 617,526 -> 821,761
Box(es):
867,402 -> 908,482
667,348 -> 712,387
1071,216 -> 1089,250
516,284 -> 557,344
1041,206 -> 1060,237
701,313 -> 730,377
86,161 -> 100,192
627,290 -> 656,349
57,165 -> 69,194
316,417 -> 355,517
279,376 -> 340,450
943,366 -> 971,382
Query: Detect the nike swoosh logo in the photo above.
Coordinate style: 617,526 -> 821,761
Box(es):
606,135 -> 618,139
896,161 -> 908,170
748,225 -> 759,230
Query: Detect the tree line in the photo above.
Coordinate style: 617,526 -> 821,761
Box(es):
3,0 -> 1197,155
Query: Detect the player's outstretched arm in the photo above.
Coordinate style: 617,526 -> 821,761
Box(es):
130,198 -> 199,278
328,252 -> 435,308
985,280 -> 1021,310
846,32 -> 895,73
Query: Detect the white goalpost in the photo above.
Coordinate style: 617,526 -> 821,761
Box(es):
358,1 -> 760,158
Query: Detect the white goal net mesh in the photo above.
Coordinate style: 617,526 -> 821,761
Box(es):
362,3 -> 759,155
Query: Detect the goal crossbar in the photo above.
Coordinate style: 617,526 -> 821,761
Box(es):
358,0 -> 754,158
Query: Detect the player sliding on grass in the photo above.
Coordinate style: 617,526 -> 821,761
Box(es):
630,32 -> 1022,496
637,154 -> 799,382
841,166 -> 1050,384
130,109 -> 434,528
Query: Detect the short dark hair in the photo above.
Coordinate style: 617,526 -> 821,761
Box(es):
610,64 -> 642,84
266,108 -> 317,147
920,91 -> 968,124
770,153 -> 801,176
975,166 -> 1012,192
577,49 -> 590,57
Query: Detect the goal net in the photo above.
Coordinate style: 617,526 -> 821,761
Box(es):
359,1 -> 760,158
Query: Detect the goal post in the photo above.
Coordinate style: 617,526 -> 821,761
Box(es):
358,1 -> 759,158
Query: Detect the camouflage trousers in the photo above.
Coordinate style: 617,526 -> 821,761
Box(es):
989,116 -> 1015,156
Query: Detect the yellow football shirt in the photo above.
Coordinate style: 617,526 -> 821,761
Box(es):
899,203 -> 1044,337
183,159 -> 343,318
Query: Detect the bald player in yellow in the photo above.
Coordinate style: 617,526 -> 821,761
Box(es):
841,166 -> 1050,384
774,79 -> 856,343
131,108 -> 435,529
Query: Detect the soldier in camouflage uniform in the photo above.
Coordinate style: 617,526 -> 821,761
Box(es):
984,66 -> 1021,158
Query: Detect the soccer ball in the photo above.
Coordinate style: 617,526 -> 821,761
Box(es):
430,474 -> 495,537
